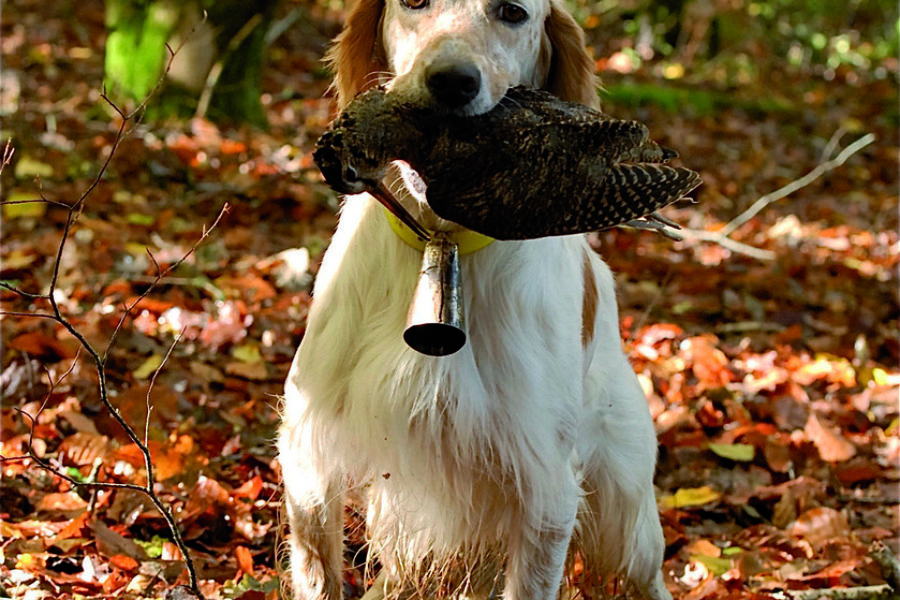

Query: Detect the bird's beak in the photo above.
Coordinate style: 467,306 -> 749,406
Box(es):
368,180 -> 432,241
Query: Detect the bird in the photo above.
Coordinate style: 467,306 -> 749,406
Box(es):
313,85 -> 702,241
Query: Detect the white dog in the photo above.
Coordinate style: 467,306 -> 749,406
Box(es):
278,0 -> 672,598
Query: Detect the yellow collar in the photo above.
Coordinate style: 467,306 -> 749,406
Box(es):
383,208 -> 494,255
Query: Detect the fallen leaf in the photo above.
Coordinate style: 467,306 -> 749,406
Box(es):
51,513 -> 90,543
235,545 -> 254,575
231,343 -> 262,364
690,553 -> 732,576
805,413 -> 856,462
14,156 -> 54,178
233,475 -> 264,502
89,520 -> 148,560
108,554 -> 139,572
660,486 -> 722,509
8,331 -> 76,361
683,335 -> 731,389
709,443 -> 755,462
133,354 -> 163,380
37,492 -> 88,512
58,432 -> 112,465
225,361 -> 269,381
789,506 -> 850,546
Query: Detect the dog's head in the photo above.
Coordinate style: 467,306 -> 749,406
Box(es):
326,0 -> 599,114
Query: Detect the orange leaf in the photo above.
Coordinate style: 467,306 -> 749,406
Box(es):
148,440 -> 186,482
52,512 -> 90,542
109,554 -> 139,571
8,331 -> 76,361
220,139 -> 247,155
235,545 -> 254,575
161,541 -> 182,561
684,335 -> 730,388
37,491 -> 88,511
805,413 -> 856,462
234,475 -> 264,502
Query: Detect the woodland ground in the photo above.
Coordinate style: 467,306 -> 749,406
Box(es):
1,1 -> 898,599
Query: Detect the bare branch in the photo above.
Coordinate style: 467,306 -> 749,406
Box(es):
787,584 -> 893,600
869,541 -> 900,592
0,198 -> 75,209
675,132 -> 875,261
0,279 -> 51,299
678,228 -> 777,261
721,132 -> 876,237
1,139 -> 14,174
144,327 -> 187,448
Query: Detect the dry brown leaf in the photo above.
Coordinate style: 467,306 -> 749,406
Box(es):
772,487 -> 797,529
789,506 -> 850,546
58,432 -> 112,466
225,361 -> 269,381
89,519 -> 148,560
8,331 -> 76,361
37,491 -> 88,512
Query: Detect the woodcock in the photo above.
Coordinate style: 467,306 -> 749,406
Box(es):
313,86 -> 702,241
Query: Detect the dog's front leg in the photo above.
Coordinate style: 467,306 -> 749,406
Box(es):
504,472 -> 579,600
283,475 -> 344,600
280,431 -> 345,600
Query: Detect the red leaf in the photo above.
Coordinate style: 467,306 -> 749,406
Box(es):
235,545 -> 254,575
108,554 -> 139,572
234,475 -> 264,502
8,331 -> 76,361
684,335 -> 731,389
836,463 -> 882,485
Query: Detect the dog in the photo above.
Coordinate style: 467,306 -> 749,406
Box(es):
278,0 -> 672,598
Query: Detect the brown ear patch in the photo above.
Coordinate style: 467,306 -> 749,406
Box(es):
582,253 -> 598,347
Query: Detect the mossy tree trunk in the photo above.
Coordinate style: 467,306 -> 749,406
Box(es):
103,0 -> 277,127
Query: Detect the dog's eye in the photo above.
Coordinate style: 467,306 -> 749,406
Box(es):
497,2 -> 527,23
401,0 -> 429,9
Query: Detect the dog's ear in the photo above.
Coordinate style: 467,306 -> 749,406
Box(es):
541,1 -> 600,109
325,0 -> 387,110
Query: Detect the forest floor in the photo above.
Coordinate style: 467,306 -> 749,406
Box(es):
1,1 -> 898,599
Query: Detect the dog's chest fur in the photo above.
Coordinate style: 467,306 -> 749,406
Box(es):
281,194 -> 589,557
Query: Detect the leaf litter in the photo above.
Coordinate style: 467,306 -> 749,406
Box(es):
1,1 -> 897,599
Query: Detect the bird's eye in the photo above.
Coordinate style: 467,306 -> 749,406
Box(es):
497,2 -> 527,23
400,0 -> 429,9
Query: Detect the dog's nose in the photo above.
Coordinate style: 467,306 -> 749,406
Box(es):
425,60 -> 481,108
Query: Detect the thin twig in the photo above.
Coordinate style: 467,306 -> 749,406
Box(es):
0,198 -> 76,209
0,282 -> 50,300
869,541 -> 900,592
144,327 -> 187,447
678,228 -> 777,261
676,132 -> 876,261
787,584 -> 893,600
721,132 -> 876,237
0,139 -> 14,174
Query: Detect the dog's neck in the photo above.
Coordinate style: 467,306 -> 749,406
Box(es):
381,161 -> 465,233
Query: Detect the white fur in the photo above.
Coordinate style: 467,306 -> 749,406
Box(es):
279,1 -> 672,598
